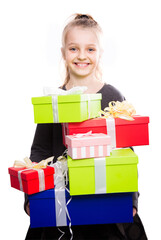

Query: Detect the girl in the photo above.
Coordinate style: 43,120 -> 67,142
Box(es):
25,14 -> 147,240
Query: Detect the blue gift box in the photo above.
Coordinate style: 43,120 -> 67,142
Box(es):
29,188 -> 133,228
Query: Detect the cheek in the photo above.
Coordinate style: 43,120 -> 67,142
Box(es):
92,54 -> 100,65
65,52 -> 75,63
64,55 -> 72,65
90,51 -> 100,61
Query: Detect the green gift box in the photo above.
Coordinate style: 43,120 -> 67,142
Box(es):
67,148 -> 138,195
31,94 -> 102,123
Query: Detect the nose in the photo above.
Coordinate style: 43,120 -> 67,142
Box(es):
77,49 -> 87,60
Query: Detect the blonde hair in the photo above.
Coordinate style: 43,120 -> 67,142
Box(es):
61,13 -> 103,86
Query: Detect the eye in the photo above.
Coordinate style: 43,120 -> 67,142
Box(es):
69,47 -> 77,52
88,48 -> 95,52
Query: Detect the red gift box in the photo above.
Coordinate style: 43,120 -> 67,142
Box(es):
62,115 -> 149,148
8,166 -> 55,195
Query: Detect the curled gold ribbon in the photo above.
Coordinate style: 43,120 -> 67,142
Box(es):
99,101 -> 136,120
13,156 -> 54,169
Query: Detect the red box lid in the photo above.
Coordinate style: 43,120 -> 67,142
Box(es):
8,166 -> 54,181
115,115 -> 149,126
65,118 -> 105,129
65,115 -> 149,129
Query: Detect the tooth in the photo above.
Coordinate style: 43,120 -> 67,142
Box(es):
77,64 -> 87,67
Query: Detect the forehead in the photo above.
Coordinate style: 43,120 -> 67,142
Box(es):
65,27 -> 99,46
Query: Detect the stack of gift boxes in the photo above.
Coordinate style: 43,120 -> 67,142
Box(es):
8,91 -> 149,229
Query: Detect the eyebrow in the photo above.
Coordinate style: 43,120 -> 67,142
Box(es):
67,43 -> 97,47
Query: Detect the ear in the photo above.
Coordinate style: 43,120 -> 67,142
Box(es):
61,47 -> 65,60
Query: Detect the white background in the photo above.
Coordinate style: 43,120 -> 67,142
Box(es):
1,0 -> 161,239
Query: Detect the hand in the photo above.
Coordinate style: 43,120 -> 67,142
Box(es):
26,202 -> 30,216
133,207 -> 137,217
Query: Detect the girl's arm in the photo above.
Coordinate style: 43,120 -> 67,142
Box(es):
133,192 -> 139,216
30,124 -> 54,162
24,123 -> 66,214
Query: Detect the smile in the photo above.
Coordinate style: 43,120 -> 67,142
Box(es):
74,63 -> 90,68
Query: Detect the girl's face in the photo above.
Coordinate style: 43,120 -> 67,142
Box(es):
62,27 -> 101,80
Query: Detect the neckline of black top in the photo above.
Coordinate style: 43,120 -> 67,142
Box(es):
61,83 -> 107,94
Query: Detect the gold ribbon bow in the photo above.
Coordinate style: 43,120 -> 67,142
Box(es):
13,156 -> 54,169
99,101 -> 136,120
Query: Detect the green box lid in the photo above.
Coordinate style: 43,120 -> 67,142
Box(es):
67,156 -> 95,167
32,93 -> 102,105
106,148 -> 138,165
67,148 -> 138,168
32,96 -> 52,104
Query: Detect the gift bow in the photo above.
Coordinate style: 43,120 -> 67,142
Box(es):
73,131 -> 93,138
99,101 -> 136,120
52,155 -> 68,186
43,86 -> 87,96
13,156 -> 54,169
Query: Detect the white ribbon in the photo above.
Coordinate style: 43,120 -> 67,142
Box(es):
55,189 -> 67,226
36,169 -> 45,192
106,118 -> 116,149
94,157 -> 106,194
17,168 -> 45,192
50,160 -> 73,239
51,160 -> 67,227
52,95 -> 59,123
18,169 -> 26,191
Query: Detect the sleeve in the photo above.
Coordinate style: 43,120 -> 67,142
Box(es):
24,193 -> 29,214
24,123 -> 66,214
30,124 -> 54,163
24,123 -> 53,214
100,84 -> 126,110
133,192 -> 140,211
